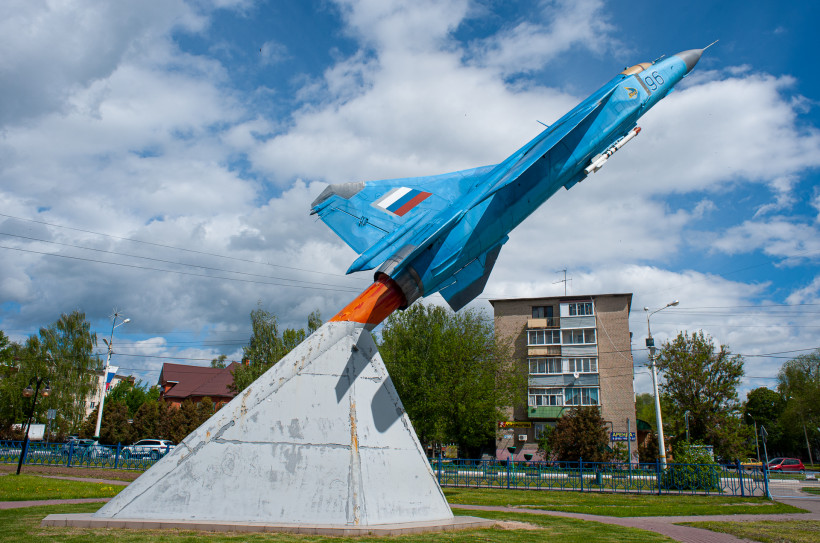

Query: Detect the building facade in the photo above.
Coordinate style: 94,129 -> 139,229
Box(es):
158,362 -> 240,409
85,371 -> 135,417
491,293 -> 637,461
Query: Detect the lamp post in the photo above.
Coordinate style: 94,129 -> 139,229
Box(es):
748,413 -> 761,462
644,300 -> 679,468
93,312 -> 129,439
16,376 -> 51,475
684,410 -> 691,443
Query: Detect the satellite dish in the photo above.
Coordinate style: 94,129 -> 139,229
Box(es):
573,372 -> 580,379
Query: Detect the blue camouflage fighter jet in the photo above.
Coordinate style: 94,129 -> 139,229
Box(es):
311,47 -> 710,312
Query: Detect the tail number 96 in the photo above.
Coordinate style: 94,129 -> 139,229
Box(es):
644,71 -> 664,91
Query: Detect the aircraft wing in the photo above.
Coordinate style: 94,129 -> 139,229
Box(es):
311,165 -> 494,259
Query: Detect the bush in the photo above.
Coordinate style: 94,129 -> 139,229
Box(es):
661,441 -> 721,491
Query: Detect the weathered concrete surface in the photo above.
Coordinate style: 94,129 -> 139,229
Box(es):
93,321 -> 452,525
45,513 -> 493,535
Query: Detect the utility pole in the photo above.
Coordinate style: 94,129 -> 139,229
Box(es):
94,312 -> 129,439
644,300 -> 679,468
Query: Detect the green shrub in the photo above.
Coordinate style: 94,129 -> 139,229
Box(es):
661,441 -> 721,491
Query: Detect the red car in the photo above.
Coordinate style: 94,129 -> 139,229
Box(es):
767,457 -> 805,471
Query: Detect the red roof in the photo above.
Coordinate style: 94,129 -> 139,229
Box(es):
159,362 -> 240,400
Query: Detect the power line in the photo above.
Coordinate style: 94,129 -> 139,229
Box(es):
0,212 -> 357,280
0,244 -> 362,293
0,231 -> 368,289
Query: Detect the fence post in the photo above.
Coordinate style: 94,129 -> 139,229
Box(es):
763,465 -> 771,499
67,442 -> 74,468
506,457 -> 511,489
736,459 -> 745,497
656,458 -> 662,495
115,443 -> 121,470
437,452 -> 442,484
579,457 -> 584,492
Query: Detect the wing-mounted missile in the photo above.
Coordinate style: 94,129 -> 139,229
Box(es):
584,126 -> 642,175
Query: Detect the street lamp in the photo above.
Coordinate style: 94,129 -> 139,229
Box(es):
93,312 -> 130,439
644,300 -> 679,468
16,376 -> 51,475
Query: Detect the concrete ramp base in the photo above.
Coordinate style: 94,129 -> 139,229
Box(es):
43,513 -> 494,536
93,321 -> 452,525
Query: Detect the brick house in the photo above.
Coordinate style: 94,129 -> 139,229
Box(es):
491,293 -> 638,462
158,362 -> 240,409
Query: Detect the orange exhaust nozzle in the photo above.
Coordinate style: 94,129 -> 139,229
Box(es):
330,275 -> 407,329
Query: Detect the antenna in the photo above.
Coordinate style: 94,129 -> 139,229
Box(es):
552,269 -> 571,295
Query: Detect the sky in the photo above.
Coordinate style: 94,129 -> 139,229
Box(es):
1,0 -> 819,400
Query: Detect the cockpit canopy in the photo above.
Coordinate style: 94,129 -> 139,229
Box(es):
620,62 -> 652,75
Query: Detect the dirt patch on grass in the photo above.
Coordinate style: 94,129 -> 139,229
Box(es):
0,464 -> 141,482
493,520 -> 542,531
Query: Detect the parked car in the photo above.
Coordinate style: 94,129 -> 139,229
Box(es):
122,439 -> 175,460
767,457 -> 805,471
61,438 -> 110,458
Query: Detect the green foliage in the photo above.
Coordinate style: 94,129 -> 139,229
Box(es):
635,392 -> 657,431
0,311 -> 100,437
548,406 -> 613,462
656,330 -> 749,461
106,379 -> 157,417
379,303 -> 525,456
777,349 -> 819,459
210,354 -> 227,368
661,441 -> 721,491
536,425 -> 553,460
230,307 -> 321,394
639,431 -> 660,463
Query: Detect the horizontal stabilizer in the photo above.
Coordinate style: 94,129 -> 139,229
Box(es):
438,240 -> 506,311
311,166 -> 494,267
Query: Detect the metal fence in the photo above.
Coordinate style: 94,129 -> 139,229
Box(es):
0,440 -> 170,471
430,457 -> 776,497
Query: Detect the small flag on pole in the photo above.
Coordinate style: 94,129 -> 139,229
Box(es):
105,366 -> 118,392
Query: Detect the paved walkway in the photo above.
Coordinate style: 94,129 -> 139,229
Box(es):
452,495 -> 820,543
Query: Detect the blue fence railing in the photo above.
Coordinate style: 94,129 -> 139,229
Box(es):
0,440 -> 172,471
429,457 -> 773,497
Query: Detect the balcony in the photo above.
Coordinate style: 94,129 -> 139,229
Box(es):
528,317 -> 559,328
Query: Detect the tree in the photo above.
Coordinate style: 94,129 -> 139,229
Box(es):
210,354 -> 227,368
230,308 -> 322,394
548,406 -> 612,462
655,331 -> 749,460
132,400 -> 162,441
777,350 -> 820,460
379,303 -> 525,457
0,311 -> 101,437
635,392 -> 657,431
107,379 -> 159,417
743,387 -> 787,457
536,426 -> 554,461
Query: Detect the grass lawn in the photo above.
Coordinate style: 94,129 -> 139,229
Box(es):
681,520 -> 820,543
1,504 -> 676,543
443,488 -> 807,517
801,487 -> 820,495
0,474 -> 124,501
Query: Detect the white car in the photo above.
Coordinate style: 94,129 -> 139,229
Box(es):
122,439 -> 175,460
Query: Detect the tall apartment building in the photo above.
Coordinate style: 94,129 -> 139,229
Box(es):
491,293 -> 637,461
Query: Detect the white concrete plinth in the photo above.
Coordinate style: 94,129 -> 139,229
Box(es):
92,321 -> 453,526
43,513 -> 494,535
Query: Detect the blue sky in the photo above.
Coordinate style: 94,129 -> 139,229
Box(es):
1,0 -> 818,399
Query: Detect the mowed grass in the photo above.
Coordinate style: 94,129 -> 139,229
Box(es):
2,504 -> 676,543
801,487 -> 820,495
681,520 -> 820,543
442,487 -> 807,517
0,474 -> 124,501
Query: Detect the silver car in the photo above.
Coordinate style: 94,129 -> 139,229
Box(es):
122,439 -> 175,460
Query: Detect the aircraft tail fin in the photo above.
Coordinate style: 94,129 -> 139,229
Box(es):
311,166 -> 495,270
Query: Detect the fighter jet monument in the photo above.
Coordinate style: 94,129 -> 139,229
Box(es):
45,46 -> 709,534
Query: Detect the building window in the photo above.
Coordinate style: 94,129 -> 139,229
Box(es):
566,357 -> 598,373
532,306 -> 554,319
564,387 -> 599,406
529,357 -> 561,374
90,401 -> 96,409
528,329 -> 561,345
562,328 -> 596,345
568,302 -> 594,316
529,387 -> 563,406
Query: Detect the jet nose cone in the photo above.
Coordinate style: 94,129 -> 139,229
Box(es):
675,48 -> 704,73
